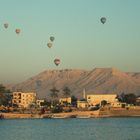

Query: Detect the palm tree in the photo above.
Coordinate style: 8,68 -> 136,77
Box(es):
63,86 -> 71,106
71,95 -> 77,107
0,84 -> 11,106
0,84 -> 6,93
50,87 -> 59,106
63,86 -> 71,98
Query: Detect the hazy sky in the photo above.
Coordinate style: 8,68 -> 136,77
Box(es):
0,0 -> 140,84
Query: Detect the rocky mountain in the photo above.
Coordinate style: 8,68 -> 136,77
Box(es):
8,68 -> 140,98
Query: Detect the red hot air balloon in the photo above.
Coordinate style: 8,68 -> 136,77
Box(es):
54,58 -> 60,66
15,29 -> 21,34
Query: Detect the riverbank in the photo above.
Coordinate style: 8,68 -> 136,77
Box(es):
1,107 -> 140,119
0,111 -> 98,119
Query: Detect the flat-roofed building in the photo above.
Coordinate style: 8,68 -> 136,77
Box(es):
36,99 -> 45,107
77,100 -> 88,108
59,97 -> 71,105
12,92 -> 36,108
87,94 -> 117,106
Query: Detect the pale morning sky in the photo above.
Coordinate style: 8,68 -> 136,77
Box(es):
0,0 -> 140,84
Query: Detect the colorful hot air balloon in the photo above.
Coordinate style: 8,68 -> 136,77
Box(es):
54,58 -> 60,66
100,17 -> 106,24
4,23 -> 9,29
50,36 -> 55,42
47,42 -> 53,48
15,29 -> 21,34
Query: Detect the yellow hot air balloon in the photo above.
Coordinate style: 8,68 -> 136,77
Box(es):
47,42 -> 53,48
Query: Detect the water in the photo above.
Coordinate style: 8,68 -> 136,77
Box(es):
0,118 -> 140,140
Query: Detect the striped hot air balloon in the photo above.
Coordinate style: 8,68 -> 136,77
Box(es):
54,58 -> 60,66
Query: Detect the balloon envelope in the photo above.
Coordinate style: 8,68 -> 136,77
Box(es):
47,42 -> 53,48
50,36 -> 55,42
100,17 -> 106,24
4,23 -> 8,28
15,29 -> 21,34
54,58 -> 60,66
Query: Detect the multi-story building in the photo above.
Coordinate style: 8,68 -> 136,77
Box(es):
12,92 -> 36,108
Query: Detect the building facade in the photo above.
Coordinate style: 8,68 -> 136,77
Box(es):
87,94 -> 117,106
77,100 -> 88,108
12,92 -> 36,108
59,97 -> 71,105
36,99 -> 45,107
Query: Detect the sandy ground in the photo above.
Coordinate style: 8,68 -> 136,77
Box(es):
1,108 -> 140,119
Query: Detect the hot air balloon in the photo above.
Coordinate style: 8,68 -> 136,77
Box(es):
100,17 -> 106,24
47,42 -> 53,48
50,36 -> 55,42
4,23 -> 8,29
15,29 -> 21,34
54,58 -> 60,66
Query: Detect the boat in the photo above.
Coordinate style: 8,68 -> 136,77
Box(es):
52,115 -> 69,119
76,115 -> 91,118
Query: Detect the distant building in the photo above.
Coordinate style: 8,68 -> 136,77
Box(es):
36,99 -> 45,107
12,92 -> 36,108
136,97 -> 140,103
111,101 -> 127,108
87,94 -> 117,106
59,97 -> 71,105
77,100 -> 88,109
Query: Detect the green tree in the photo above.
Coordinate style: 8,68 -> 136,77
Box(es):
50,87 -> 59,106
62,86 -> 71,106
100,100 -> 107,107
124,93 -> 136,105
63,86 -> 71,98
40,100 -> 51,107
117,93 -> 136,105
0,84 -> 6,93
0,84 -> 12,106
71,95 -> 77,107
